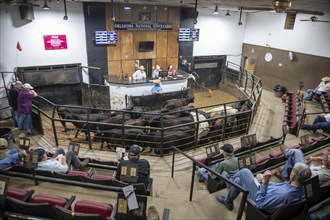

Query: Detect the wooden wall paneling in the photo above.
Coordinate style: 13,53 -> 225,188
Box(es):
156,31 -> 167,58
134,31 -> 156,59
119,5 -> 133,22
122,60 -> 135,77
167,31 -> 179,58
106,4 -> 121,61
155,59 -> 167,71
120,31 -> 134,60
132,5 -> 157,22
168,7 -> 180,31
166,58 -> 178,70
156,6 -> 168,22
108,61 -> 121,77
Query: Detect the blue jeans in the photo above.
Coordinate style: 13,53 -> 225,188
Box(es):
197,163 -> 217,181
304,115 -> 330,133
0,148 -> 21,171
281,149 -> 306,181
303,89 -> 322,100
53,148 -> 82,169
223,168 -> 259,203
11,109 -> 19,127
18,113 -> 32,135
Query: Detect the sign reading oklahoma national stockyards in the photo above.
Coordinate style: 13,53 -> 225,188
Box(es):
114,22 -> 172,31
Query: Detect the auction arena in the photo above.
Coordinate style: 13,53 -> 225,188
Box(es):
24,62 -> 261,156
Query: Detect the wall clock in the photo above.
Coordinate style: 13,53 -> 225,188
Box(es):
264,52 -> 273,62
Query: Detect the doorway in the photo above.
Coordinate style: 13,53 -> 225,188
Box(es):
243,57 -> 256,73
135,59 -> 152,78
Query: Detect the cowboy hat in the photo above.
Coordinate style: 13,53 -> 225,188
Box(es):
139,65 -> 145,70
321,76 -> 330,82
153,79 -> 161,85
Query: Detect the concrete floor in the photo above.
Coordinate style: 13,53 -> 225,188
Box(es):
2,88 -> 328,220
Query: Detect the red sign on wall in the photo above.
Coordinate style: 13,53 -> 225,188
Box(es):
43,35 -> 67,50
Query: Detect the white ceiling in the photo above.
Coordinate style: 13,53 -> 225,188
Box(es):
77,0 -> 330,15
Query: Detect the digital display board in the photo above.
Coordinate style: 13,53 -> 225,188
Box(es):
95,31 -> 118,45
179,28 -> 200,42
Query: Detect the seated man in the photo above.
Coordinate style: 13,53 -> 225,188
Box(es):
0,138 -> 27,171
116,144 -> 150,188
197,143 -> 238,181
216,163 -> 311,214
303,76 -> 330,100
35,147 -> 89,173
302,113 -> 330,133
277,147 -> 330,187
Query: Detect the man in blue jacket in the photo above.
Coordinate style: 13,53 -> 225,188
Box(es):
216,163 -> 311,214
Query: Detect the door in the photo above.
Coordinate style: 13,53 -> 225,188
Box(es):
135,59 -> 152,78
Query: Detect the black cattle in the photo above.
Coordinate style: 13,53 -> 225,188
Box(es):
96,113 -> 131,131
162,97 -> 195,111
94,128 -> 145,149
70,113 -> 110,140
57,106 -> 101,132
146,130 -> 195,154
148,115 -> 194,128
123,106 -> 145,119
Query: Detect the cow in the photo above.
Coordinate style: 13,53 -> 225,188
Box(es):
94,128 -> 145,149
190,111 -> 210,141
162,97 -> 195,111
57,106 -> 101,132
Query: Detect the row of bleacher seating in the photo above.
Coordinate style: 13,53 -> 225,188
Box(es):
204,134 -> 330,194
319,90 -> 330,112
3,164 -> 153,196
1,174 -> 167,220
198,134 -> 283,167
283,92 -> 301,135
2,139 -> 154,195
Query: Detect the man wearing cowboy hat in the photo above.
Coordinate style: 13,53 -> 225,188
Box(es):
151,79 -> 163,94
132,65 -> 147,80
303,76 -> 330,100
17,83 -> 38,136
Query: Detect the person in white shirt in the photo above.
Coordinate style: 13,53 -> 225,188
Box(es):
133,65 -> 147,80
303,76 -> 330,100
152,65 -> 161,78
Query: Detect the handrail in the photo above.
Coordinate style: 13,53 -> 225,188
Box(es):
171,146 -> 248,220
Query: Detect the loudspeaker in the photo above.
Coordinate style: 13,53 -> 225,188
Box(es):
19,5 -> 34,20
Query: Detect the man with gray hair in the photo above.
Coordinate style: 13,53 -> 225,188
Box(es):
276,147 -> 330,187
216,163 -> 311,214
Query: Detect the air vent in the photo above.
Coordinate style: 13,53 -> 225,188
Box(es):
284,13 -> 296,30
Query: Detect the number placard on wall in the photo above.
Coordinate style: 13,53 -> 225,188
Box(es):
43,35 -> 68,50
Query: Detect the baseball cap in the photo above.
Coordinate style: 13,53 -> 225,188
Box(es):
23,83 -> 33,89
34,148 -> 46,161
0,138 -> 8,150
129,144 -> 143,156
222,143 -> 234,154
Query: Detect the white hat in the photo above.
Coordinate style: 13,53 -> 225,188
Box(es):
23,83 -> 33,89
139,65 -> 145,70
14,81 -> 22,85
